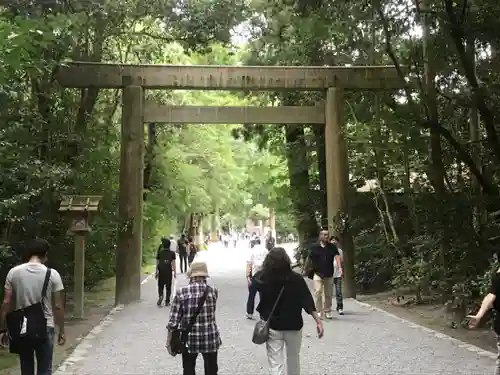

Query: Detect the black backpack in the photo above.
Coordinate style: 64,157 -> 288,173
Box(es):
158,249 -> 173,272
7,269 -> 51,354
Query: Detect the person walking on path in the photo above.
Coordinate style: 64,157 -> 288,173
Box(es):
187,237 -> 197,266
170,234 -> 178,253
156,237 -> 176,306
330,236 -> 344,315
0,238 -> 66,375
245,238 -> 269,319
178,234 -> 188,273
254,247 -> 323,375
468,267 -> 500,375
308,229 -> 341,319
265,231 -> 276,251
166,262 -> 221,375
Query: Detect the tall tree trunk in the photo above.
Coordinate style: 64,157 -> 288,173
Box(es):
285,124 -> 319,244
422,0 -> 451,299
370,9 -> 385,190
143,123 -> 157,201
467,40 -> 484,231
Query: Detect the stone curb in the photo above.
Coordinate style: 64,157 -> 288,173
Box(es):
53,273 -> 154,375
352,298 -> 497,360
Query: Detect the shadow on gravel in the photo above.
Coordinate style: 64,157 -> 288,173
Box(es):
339,310 -> 370,316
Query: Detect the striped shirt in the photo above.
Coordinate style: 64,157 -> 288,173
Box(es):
167,279 -> 221,353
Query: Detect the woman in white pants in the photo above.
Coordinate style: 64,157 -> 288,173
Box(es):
254,247 -> 324,375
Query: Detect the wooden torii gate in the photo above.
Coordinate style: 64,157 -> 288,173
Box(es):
56,62 -> 403,304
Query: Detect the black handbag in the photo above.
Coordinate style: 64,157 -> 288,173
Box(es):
170,287 -> 209,355
6,269 -> 51,354
252,285 -> 285,345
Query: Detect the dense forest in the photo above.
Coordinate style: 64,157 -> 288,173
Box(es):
1,0 -> 500,321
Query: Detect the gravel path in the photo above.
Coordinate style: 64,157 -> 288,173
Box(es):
55,242 -> 496,375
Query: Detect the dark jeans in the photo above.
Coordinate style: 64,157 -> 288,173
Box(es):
188,253 -> 195,265
182,351 -> 218,375
334,277 -> 343,310
158,274 -> 173,301
19,327 -> 55,375
246,277 -> 258,315
179,252 -> 188,273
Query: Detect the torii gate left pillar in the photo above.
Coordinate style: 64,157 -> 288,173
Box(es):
325,87 -> 355,298
116,75 -> 144,305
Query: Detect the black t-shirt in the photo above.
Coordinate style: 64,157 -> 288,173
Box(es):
255,272 -> 316,331
309,242 -> 339,278
490,272 -> 500,333
157,249 -> 176,275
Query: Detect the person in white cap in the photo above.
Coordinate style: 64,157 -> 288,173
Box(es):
166,261 -> 221,374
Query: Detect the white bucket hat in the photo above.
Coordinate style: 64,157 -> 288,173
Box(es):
187,262 -> 209,278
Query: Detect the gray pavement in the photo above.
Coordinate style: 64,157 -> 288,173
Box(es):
55,242 -> 495,375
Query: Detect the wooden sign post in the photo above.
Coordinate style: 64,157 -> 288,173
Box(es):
59,195 -> 102,319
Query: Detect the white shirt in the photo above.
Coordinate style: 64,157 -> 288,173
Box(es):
170,239 -> 178,253
334,247 -> 343,278
247,245 -> 268,276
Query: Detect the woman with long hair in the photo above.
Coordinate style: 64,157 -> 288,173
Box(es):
254,247 -> 323,375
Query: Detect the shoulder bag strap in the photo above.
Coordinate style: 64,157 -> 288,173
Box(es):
40,269 -> 51,305
184,287 -> 209,334
267,285 -> 285,322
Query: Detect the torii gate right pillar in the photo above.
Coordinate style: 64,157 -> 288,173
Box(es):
325,87 -> 356,298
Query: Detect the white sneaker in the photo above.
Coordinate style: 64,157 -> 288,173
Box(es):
246,313 -> 253,320
325,312 -> 333,319
338,309 -> 344,315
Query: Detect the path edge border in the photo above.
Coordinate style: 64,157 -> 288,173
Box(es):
53,273 -> 154,375
352,298 -> 497,360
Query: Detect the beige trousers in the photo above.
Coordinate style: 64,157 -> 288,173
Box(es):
313,274 -> 333,313
266,329 -> 302,375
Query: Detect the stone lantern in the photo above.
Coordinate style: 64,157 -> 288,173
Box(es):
59,195 -> 102,319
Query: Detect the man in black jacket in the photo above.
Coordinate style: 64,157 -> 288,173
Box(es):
308,229 -> 341,319
156,237 -> 176,306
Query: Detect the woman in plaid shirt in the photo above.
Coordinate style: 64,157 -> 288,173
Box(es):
166,262 -> 221,375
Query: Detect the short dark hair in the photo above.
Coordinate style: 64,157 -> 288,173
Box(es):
253,238 -> 261,245
161,237 -> 171,249
26,238 -> 50,259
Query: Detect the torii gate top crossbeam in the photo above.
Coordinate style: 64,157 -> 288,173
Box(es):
56,62 -> 404,90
